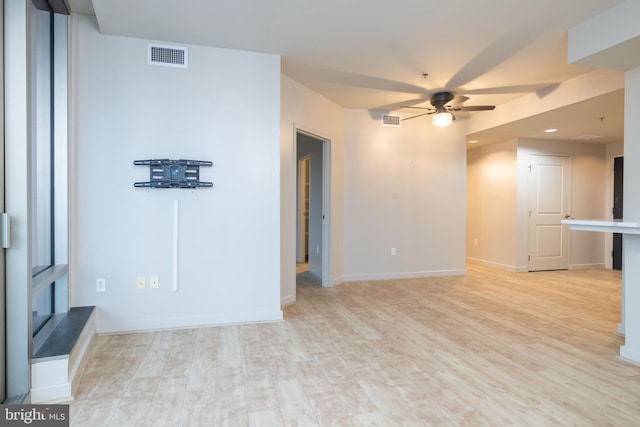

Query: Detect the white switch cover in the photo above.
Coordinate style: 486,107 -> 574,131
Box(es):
137,276 -> 146,289
150,276 -> 159,289
96,278 -> 106,292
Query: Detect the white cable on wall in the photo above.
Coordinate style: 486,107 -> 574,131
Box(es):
173,199 -> 179,291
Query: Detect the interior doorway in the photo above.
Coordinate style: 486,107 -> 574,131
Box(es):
613,156 -> 624,270
295,129 -> 330,286
297,155 -> 310,263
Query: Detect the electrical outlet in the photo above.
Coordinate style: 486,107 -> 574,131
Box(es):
391,247 -> 397,256
136,276 -> 146,289
150,275 -> 159,289
96,278 -> 106,292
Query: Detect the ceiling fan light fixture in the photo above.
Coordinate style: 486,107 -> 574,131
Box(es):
432,111 -> 453,127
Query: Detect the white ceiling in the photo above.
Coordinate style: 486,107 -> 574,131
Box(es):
70,0 -> 625,145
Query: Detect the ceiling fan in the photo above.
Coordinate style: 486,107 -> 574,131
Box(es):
400,91 -> 495,127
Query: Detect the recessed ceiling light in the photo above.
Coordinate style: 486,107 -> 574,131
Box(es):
468,140 -> 478,144
544,128 -> 557,133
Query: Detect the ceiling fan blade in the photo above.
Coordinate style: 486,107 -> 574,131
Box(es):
371,96 -> 430,112
287,64 -> 430,94
445,31 -> 534,89
463,83 -> 559,95
401,112 -> 433,121
457,105 -> 496,111
399,106 -> 433,110
450,95 -> 469,107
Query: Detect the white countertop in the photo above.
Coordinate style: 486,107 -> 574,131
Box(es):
562,219 -> 640,234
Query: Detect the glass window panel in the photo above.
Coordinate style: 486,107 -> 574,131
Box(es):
31,283 -> 53,337
30,3 -> 56,337
31,5 -> 53,276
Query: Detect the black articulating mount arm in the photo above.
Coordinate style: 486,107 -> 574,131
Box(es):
134,159 -> 213,189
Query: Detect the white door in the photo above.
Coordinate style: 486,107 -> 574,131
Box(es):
528,155 -> 572,271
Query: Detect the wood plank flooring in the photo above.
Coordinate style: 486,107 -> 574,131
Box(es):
69,265 -> 640,426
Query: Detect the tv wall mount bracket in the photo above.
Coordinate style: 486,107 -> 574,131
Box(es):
134,159 -> 213,189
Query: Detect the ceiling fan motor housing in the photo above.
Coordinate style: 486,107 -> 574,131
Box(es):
430,91 -> 455,107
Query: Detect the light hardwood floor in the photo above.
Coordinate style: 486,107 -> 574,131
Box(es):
69,265 -> 640,426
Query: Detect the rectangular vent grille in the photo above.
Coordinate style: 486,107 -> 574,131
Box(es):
148,44 -> 188,68
381,114 -> 401,126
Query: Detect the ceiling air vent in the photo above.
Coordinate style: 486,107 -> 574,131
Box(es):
381,114 -> 401,127
148,44 -> 188,68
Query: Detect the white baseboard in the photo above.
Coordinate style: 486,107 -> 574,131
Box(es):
330,275 -> 345,287
342,268 -> 467,282
569,263 -> 606,270
97,310 -> 284,334
281,294 -> 296,307
31,358 -> 72,403
620,345 -> 640,366
69,312 -> 96,398
466,257 -> 527,272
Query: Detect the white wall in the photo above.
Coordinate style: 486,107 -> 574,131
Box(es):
70,15 -> 282,333
280,76 -> 345,304
620,65 -> 640,362
467,138 -> 608,271
607,142 -> 624,158
467,140 -> 519,270
624,67 -> 640,218
518,139 -> 608,270
343,110 -> 467,280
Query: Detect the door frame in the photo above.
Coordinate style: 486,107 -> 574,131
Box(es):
294,127 -> 331,287
0,1 -> 5,403
611,155 -> 624,270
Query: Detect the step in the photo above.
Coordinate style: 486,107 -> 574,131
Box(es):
30,306 -> 96,403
